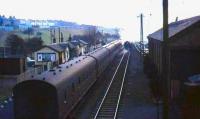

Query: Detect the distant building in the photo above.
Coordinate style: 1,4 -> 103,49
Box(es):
18,19 -> 32,30
68,39 -> 88,58
30,20 -> 55,28
18,19 -> 56,30
0,26 -> 14,31
79,39 -> 89,53
72,37 -> 102,53
34,43 -> 69,71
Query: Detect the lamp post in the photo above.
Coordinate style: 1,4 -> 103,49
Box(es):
162,0 -> 169,119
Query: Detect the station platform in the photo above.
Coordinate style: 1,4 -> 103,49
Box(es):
120,45 -> 161,119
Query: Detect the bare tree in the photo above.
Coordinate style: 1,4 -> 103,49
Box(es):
6,34 -> 26,55
25,37 -> 43,53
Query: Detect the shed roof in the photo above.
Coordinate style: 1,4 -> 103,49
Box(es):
148,15 -> 200,41
68,42 -> 76,49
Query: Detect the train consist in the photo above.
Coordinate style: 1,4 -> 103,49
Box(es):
13,40 -> 123,119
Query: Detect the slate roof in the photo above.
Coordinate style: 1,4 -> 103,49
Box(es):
72,36 -> 93,45
68,42 -> 76,49
148,15 -> 200,41
79,40 -> 88,45
68,40 -> 88,49
70,40 -> 80,46
44,43 -> 68,53
43,39 -> 89,52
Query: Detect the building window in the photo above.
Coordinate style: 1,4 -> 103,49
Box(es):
37,53 -> 56,62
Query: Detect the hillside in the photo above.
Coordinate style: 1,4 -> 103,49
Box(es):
0,27 -> 89,46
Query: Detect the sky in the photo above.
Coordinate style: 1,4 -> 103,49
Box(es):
0,0 -> 200,42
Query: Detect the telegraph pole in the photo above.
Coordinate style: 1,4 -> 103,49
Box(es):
139,13 -> 144,55
53,28 -> 56,43
162,0 -> 169,119
50,28 -> 53,44
58,27 -> 61,43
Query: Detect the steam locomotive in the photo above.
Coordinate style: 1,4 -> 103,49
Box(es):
13,40 -> 123,119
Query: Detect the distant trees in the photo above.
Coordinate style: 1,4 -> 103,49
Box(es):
36,31 -> 42,36
5,34 -> 44,56
25,37 -> 43,53
72,34 -> 100,47
8,16 -> 15,26
23,27 -> 34,35
72,27 -> 99,46
0,16 -> 17,27
103,33 -> 120,39
71,27 -> 121,47
72,26 -> 101,48
88,26 -> 99,47
68,34 -> 72,42
6,34 -> 26,55
0,15 -> 3,26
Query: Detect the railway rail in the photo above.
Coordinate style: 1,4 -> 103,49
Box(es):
93,51 -> 130,119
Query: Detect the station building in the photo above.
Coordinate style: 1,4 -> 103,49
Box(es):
34,43 -> 70,71
148,15 -> 200,118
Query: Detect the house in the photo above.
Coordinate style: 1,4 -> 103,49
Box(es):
34,43 -> 69,71
79,39 -> 88,53
68,40 -> 86,58
72,36 -> 102,53
148,15 -> 200,117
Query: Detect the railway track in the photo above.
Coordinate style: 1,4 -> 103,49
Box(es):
93,51 -> 130,119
